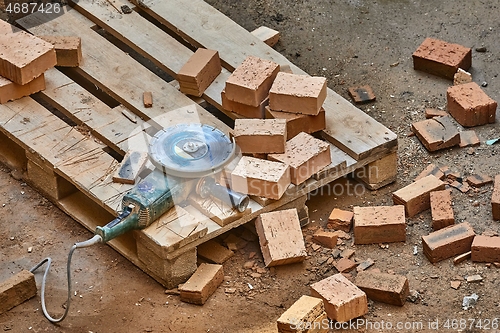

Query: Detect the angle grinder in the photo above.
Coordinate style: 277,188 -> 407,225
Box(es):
30,123 -> 248,323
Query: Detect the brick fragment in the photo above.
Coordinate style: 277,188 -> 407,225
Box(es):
471,235 -> 500,263
356,259 -> 375,272
269,72 -> 327,115
430,189 -> 454,230
422,222 -> 475,263
415,164 -> 445,181
225,56 -> 280,107
221,89 -> 267,118
255,209 -> 307,267
334,258 -> 357,273
447,82 -> 497,127
327,208 -> 353,232
0,270 -> 37,315
37,35 -> 82,67
268,132 -> 331,185
425,108 -> 448,119
266,106 -> 326,140
466,174 -> 492,188
412,37 -> 471,79
393,175 -> 446,217
231,156 -> 290,200
348,85 -> 376,104
310,273 -> 368,322
177,48 -> 221,97
233,118 -> 287,154
411,116 -> 460,152
355,271 -> 409,306
353,205 -> 406,244
277,295 -> 328,333
251,26 -> 280,47
493,175 -> 500,220
453,68 -> 472,85
143,91 -> 153,107
197,240 -> 234,264
459,130 -> 480,148
312,230 -> 338,249
0,74 -> 45,104
448,180 -> 470,193
179,263 -> 224,305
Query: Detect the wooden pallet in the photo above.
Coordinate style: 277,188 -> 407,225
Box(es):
5,1 -> 398,288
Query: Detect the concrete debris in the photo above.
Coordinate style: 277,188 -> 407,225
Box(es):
462,293 -> 479,310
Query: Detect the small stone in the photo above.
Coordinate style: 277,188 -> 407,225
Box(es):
256,267 -> 267,274
450,281 -> 461,290
475,46 -> 487,52
248,252 -> 257,259
243,260 -> 255,269
467,147 -> 475,155
121,4 -> 133,13
481,81 -> 488,87
407,290 -> 420,303
493,262 -> 500,268
462,293 -> 479,310
250,273 -> 262,279
27,247 -> 32,253
466,274 -> 483,283
430,275 -> 439,279
413,246 -> 418,255
224,288 -> 236,294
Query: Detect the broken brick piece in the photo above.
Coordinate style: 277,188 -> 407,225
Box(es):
466,174 -> 493,188
0,74 -> 45,104
355,271 -> 410,306
37,35 -> 82,67
334,258 -> 357,273
327,208 -> 353,232
268,132 -> 331,185
415,164 -> 445,181
143,91 -> 153,107
430,189 -> 454,230
269,72 -> 327,115
453,251 -> 471,265
454,68 -> 473,86
411,116 -> 460,152
348,85 -> 376,104
310,273 -> 368,323
0,270 -> 37,315
448,180 -> 470,193
231,156 -> 290,200
233,118 -> 287,154
422,222 -> 475,263
251,26 -> 280,47
353,205 -> 406,244
412,37 -> 471,79
255,208 -> 307,267
277,295 -> 328,333
221,89 -> 267,118
177,48 -> 222,97
471,235 -> 500,263
493,175 -> 500,220
425,108 -> 448,119
312,230 -> 338,249
225,56 -> 280,107
265,106 -> 326,140
447,82 -> 497,127
197,240 -> 234,264
459,130 -> 480,148
393,175 -> 446,217
179,263 -> 224,305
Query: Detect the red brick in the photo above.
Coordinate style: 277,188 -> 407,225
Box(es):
353,205 -> 406,245
422,222 -> 475,263
177,48 -> 221,97
492,175 -> 500,220
269,72 -> 327,115
327,208 -> 353,232
179,263 -> 223,305
251,26 -> 280,47
430,190 -> 454,230
225,56 -> 279,107
0,74 -> 45,104
471,235 -> 500,263
354,271 -> 409,306
348,85 -> 376,104
412,38 -> 471,79
143,91 -> 153,107
277,295 -> 328,333
334,258 -> 357,273
266,106 -> 326,140
312,230 -> 338,249
310,273 -> 368,323
233,118 -> 287,154
466,174 -> 493,188
415,163 -> 445,181
459,130 -> 480,148
256,208 -> 307,267
411,116 -> 460,152
197,239 -> 234,264
230,156 -> 290,200
221,89 -> 267,118
0,270 -> 37,315
393,175 -> 446,217
37,35 -> 82,67
425,108 -> 448,119
447,82 -> 497,127
268,132 -> 331,185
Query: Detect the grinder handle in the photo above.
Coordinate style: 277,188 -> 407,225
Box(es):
95,205 -> 138,243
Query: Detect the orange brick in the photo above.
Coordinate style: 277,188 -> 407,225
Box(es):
492,175 -> 500,220
269,72 -> 327,115
312,230 -> 338,249
334,258 -> 357,273
459,130 -> 480,148
393,175 -> 446,217
447,82 -> 497,127
412,38 -> 471,79
310,273 -> 368,322
0,22 -> 56,85
355,271 -> 409,306
466,174 -> 493,188
221,89 -> 267,118
225,56 -> 279,107
348,85 -> 376,104
327,208 -> 353,232
179,263 -> 223,305
233,118 -> 287,154
143,91 -> 153,107
353,205 -> 406,245
277,295 -> 328,333
37,35 -> 82,67
422,222 -> 475,263
0,270 -> 37,315
471,235 -> 500,263
415,164 -> 445,182
177,48 -> 221,97
251,26 -> 280,47
425,108 -> 448,119
430,190 -> 454,230
268,132 -> 331,185
0,74 -> 45,104
266,106 -> 326,140
411,116 -> 460,152
255,209 -> 307,267
230,156 -> 290,200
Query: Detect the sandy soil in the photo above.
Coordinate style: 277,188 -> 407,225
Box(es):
2,1 -> 500,332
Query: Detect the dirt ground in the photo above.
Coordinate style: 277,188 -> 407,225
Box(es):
2,1 -> 500,332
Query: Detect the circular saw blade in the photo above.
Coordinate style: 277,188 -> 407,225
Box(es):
149,123 -> 235,178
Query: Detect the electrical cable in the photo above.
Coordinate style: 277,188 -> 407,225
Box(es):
29,235 -> 102,323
